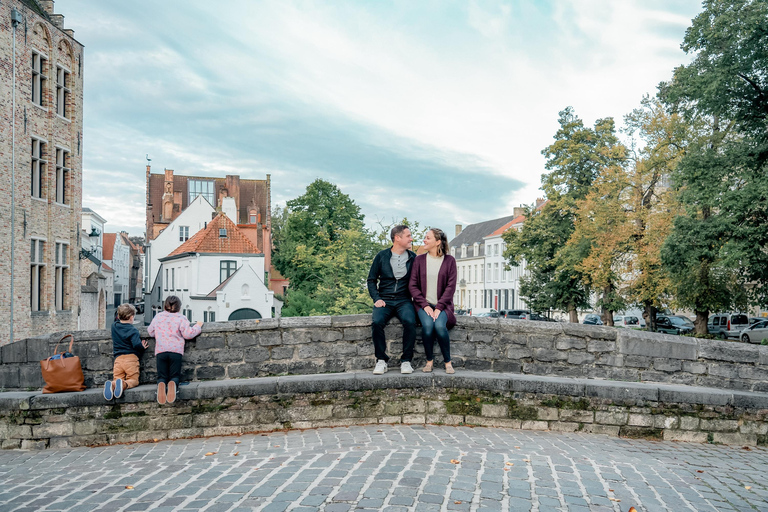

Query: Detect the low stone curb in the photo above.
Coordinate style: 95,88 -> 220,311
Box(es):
2,371 -> 767,450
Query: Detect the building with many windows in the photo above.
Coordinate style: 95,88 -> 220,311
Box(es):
0,0 -> 84,345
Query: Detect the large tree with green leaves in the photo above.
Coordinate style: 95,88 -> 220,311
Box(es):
273,179 -> 379,316
659,0 -> 768,333
504,107 -> 625,322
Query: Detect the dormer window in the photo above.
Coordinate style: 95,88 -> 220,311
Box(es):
219,228 -> 227,238
461,245 -> 467,258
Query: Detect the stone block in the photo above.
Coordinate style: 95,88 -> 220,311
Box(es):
227,332 -> 262,348
588,341 -> 616,353
652,359 -> 682,372
481,404 -> 508,418
26,338 -> 52,362
711,432 -> 757,446
476,346 -> 501,359
331,315 -> 371,328
311,330 -> 343,343
402,414 -> 426,424
196,377 -> 278,398
527,335 -> 554,349
73,420 -> 97,435
738,366 -> 768,381
679,416 -> 700,430
243,346 -> 270,364
708,363 -> 740,379
699,342 -> 758,363
595,411 -> 628,425
731,392 -> 768,409
427,401 -> 447,414
213,349 -> 244,363
657,385 -> 732,406
617,330 -> 697,360
434,372 -> 512,393
506,347 -> 531,360
681,361 -> 707,374
556,337 -> 587,350
562,323 -> 615,340
218,410 -> 258,426
269,346 -> 294,360
532,349 -> 568,362
19,364 -> 44,389
628,414 -> 654,427
282,329 -> 312,345
699,419 -> 739,432
196,365 -> 226,380
196,335 -> 225,350
449,327 -> 470,342
520,420 -> 549,430
739,422 -> 768,435
567,352 -> 595,365
663,430 -> 708,443
0,366 -> 21,389
277,373 -> 357,394
83,355 -> 112,371
492,361 -> 522,373
184,350 -> 214,364
521,363 -> 584,379
582,424 -> 620,436
549,421 -> 580,432
1,341 -> 27,364
32,422 -> 73,437
451,343 -> 476,358
596,354 -> 623,367
464,359 -> 492,371
342,327 -> 370,341
298,344 -> 331,359
280,316 -> 332,328
624,355 -> 652,368
559,410 -> 594,423
468,330 -> 495,343
511,374 -> 585,396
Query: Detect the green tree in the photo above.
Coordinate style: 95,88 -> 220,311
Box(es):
505,107 -> 624,322
373,217 -> 429,252
659,0 -> 768,333
273,179 -> 379,316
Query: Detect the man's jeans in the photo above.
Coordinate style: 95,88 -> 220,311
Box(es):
372,300 -> 417,362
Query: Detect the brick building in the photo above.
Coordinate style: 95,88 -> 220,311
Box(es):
0,0 -> 84,345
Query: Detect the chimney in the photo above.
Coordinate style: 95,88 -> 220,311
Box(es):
536,197 -> 546,208
64,28 -> 75,38
513,207 -> 525,218
221,197 -> 238,224
39,0 -> 54,14
164,168 -> 174,182
50,13 -> 64,29
455,224 -> 462,237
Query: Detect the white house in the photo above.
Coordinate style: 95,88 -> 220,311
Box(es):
103,233 -> 131,307
81,208 -> 106,262
156,213 -> 274,321
483,216 -> 526,311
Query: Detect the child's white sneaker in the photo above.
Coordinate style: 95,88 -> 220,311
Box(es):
373,360 -> 388,375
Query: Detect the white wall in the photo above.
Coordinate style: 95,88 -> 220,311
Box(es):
483,233 -> 527,311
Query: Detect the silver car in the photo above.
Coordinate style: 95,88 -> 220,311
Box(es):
740,320 -> 768,344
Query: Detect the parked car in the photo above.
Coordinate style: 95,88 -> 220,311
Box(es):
749,317 -> 764,326
707,313 -> 750,339
656,315 -> 694,335
740,320 -> 768,344
613,315 -> 641,328
528,313 -> 557,322
474,311 -> 499,318
583,314 -> 603,325
455,309 -> 469,317
499,309 -> 530,319
135,302 -> 145,314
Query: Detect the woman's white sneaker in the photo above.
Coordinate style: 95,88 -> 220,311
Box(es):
401,362 -> 413,374
373,360 -> 388,374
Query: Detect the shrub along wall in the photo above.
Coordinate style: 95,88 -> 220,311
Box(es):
1,315 -> 767,392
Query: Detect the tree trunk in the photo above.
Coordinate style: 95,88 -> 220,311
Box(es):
694,310 -> 709,335
643,302 -> 657,331
568,303 -> 579,323
601,284 -> 614,326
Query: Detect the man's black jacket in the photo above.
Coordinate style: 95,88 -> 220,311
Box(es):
367,247 -> 417,303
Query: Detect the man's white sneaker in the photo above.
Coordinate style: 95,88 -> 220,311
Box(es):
401,361 -> 413,374
373,360 -> 388,375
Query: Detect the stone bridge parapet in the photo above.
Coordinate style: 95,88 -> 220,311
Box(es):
1,315 -> 767,392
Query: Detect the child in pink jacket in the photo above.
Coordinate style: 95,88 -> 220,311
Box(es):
147,295 -> 202,404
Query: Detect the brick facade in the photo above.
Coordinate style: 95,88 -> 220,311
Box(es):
0,0 -> 84,345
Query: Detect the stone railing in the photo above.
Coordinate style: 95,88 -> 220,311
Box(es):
1,315 -> 767,392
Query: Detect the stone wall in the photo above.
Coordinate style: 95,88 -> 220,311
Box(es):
2,315 -> 767,392
1,371 -> 766,450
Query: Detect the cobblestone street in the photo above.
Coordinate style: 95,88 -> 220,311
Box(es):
0,425 -> 766,512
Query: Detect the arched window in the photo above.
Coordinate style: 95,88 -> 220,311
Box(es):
241,284 -> 250,298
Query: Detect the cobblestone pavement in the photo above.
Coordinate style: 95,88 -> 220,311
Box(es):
1,425 -> 766,512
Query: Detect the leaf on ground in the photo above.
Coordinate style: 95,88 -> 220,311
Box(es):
629,508 -> 637,512
745,486 -> 752,490
274,445 -> 280,448
608,497 -> 621,502
450,459 -> 460,464
233,452 -> 239,456
609,489 -> 614,492
742,446 -> 751,451
124,486 -> 134,490
235,441 -> 241,444
523,459 -> 530,462
515,446 -> 521,449
696,470 -> 704,473
205,452 -> 216,456
506,462 -> 514,466
503,468 -> 509,472
153,439 -> 159,442
454,501 -> 462,504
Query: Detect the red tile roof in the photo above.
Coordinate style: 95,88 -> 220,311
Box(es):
488,217 -> 524,237
166,213 -> 261,257
102,262 -> 114,272
102,233 -> 116,260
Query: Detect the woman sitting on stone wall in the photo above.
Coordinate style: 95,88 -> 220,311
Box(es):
409,228 -> 458,374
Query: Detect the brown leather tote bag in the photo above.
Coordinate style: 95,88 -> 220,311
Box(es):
40,334 -> 86,393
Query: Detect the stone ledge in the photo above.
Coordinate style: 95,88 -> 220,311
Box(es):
4,371 -> 768,411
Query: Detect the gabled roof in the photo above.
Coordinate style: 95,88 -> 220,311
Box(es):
487,216 -> 524,238
102,233 -> 116,260
102,263 -> 114,272
166,213 -> 261,258
449,215 -> 519,259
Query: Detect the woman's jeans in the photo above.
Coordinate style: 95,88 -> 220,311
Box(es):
417,307 -> 450,363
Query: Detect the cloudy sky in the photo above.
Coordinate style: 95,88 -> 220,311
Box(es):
60,0 -> 702,238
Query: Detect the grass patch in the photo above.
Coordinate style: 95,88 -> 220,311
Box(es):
191,404 -> 230,414
540,397 -> 591,410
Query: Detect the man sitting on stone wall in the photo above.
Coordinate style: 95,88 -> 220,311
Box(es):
367,225 -> 417,375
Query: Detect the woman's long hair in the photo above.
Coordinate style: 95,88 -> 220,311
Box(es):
430,228 -> 449,257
